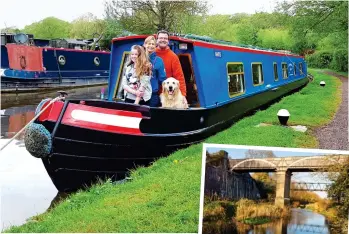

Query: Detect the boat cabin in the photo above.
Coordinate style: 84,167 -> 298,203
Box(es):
107,34 -> 307,109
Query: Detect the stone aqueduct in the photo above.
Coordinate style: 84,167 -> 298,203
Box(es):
229,155 -> 349,207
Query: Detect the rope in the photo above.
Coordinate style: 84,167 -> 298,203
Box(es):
0,96 -> 63,152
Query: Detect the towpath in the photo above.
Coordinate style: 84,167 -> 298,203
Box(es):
314,71 -> 348,150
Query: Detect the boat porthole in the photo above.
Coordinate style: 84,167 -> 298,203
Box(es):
94,57 -> 100,66
58,55 -> 66,65
200,117 -> 204,123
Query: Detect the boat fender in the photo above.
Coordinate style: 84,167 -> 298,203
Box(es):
35,98 -> 53,115
24,123 -> 52,158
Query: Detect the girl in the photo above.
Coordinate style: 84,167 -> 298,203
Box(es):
121,45 -> 152,105
143,36 -> 166,107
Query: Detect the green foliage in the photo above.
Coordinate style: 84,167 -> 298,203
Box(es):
307,50 -> 348,72
22,17 -> 71,39
1,27 -> 20,33
258,29 -> 294,50
330,49 -> 348,72
104,0 -> 208,34
69,13 -> 106,39
306,51 -> 333,68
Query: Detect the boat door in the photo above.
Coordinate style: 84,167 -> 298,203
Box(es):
178,54 -> 200,107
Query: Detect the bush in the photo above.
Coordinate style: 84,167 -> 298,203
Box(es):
306,49 -> 348,72
330,49 -> 348,72
306,50 -> 333,68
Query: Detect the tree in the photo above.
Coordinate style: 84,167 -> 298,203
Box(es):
104,0 -> 208,34
1,26 -> 20,33
70,13 -> 106,39
275,1 -> 348,54
322,156 -> 349,232
22,17 -> 71,39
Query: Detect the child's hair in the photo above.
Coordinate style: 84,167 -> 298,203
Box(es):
128,45 -> 152,78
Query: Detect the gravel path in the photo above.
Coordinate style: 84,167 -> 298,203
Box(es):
314,71 -> 348,150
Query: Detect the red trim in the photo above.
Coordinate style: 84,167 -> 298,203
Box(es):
61,103 -> 144,135
45,48 -> 110,54
38,101 -> 64,122
111,35 -> 303,58
112,35 -> 149,43
193,41 -> 303,58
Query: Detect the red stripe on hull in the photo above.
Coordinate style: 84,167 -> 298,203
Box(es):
193,41 -> 303,58
61,103 -> 144,135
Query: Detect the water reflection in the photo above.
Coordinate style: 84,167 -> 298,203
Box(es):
203,209 -> 330,234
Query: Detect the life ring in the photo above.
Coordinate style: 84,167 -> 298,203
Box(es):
58,55 -> 66,65
20,56 -> 26,69
94,57 -> 100,66
24,123 -> 52,158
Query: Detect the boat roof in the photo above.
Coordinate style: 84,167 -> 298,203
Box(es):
112,33 -> 303,58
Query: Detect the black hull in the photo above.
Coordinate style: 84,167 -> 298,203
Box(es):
39,78 -> 309,192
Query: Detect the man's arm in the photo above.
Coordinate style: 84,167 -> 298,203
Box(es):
172,56 -> 187,97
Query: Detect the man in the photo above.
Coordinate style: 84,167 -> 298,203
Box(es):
155,30 -> 187,97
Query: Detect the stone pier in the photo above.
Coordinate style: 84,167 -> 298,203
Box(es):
275,169 -> 292,207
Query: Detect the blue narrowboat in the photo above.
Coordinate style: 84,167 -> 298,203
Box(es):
24,34 -> 309,192
1,33 -> 110,92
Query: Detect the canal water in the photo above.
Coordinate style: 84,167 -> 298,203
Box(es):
203,208 -> 331,234
0,85 -> 107,231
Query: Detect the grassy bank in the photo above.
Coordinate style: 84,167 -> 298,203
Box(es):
204,69 -> 342,148
310,68 -> 348,78
4,69 -> 342,233
203,198 -> 287,225
235,199 -> 288,224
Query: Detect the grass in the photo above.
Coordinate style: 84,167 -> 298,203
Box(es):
4,69 -> 342,233
203,199 -> 236,221
310,68 -> 348,78
203,68 -> 342,148
242,217 -> 272,225
5,145 -> 203,233
235,199 -> 288,222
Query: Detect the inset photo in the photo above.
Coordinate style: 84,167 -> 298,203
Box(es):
199,144 -> 349,234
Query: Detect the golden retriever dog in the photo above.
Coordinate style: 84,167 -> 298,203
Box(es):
160,77 -> 189,109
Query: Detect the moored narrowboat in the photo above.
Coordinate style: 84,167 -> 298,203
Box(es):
24,34 -> 309,192
1,33 -> 110,92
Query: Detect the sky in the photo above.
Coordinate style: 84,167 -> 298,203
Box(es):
0,0 -> 279,29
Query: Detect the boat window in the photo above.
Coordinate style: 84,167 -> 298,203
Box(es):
252,63 -> 264,86
273,62 -> 278,81
299,63 -> 303,74
227,63 -> 245,97
1,35 -> 5,45
293,63 -> 297,75
282,63 -> 288,79
114,52 -> 130,100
